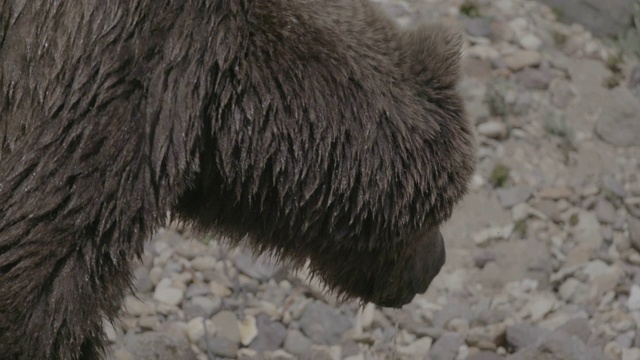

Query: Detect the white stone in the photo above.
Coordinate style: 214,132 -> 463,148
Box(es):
397,337 -> 433,359
627,285 -> 640,311
519,34 -> 543,50
190,256 -> 217,271
477,121 -> 508,139
124,296 -> 154,317
239,315 -> 259,346
153,287 -> 184,306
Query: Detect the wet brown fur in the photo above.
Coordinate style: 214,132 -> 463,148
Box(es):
0,0 -> 475,359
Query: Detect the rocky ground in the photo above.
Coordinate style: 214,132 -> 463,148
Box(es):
106,0 -> 640,359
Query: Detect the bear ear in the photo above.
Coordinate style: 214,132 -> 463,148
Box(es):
399,22 -> 465,89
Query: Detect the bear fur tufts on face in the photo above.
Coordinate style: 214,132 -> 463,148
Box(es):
0,0 -> 475,359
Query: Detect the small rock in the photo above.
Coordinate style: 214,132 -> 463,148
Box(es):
506,323 -> 549,351
595,87 -> 640,147
190,256 -> 217,271
478,121 -> 508,139
204,336 -> 239,359
629,64 -> 640,89
474,251 -> 497,269
496,187 -> 533,209
558,318 -> 591,344
299,302 -> 352,345
506,330 -> 589,360
462,16 -> 493,37
512,203 -> 529,221
503,50 -> 542,71
519,34 -> 543,50
595,198 -> 616,224
525,294 -> 555,321
468,351 -> 503,360
538,187 -> 573,200
516,68 -> 552,90
183,296 -> 221,319
550,79 -> 576,109
124,296 -> 154,317
397,336 -> 433,359
623,348 -> 640,360
138,316 -> 158,330
627,285 -> 640,311
249,314 -> 287,352
211,311 -> 241,344
110,348 -> 135,360
628,216 -> 640,253
284,330 -> 313,357
133,266 -> 153,293
124,331 -> 197,360
234,252 -> 280,281
573,211 -> 603,250
425,332 -> 464,360
239,315 -> 258,346
266,349 -> 296,360
104,322 -> 118,343
153,287 -> 184,306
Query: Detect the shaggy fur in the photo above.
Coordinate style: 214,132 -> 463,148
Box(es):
0,0 -> 476,359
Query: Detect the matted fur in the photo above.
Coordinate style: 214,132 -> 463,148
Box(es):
0,0 -> 476,359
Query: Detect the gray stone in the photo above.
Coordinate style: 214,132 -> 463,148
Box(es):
630,64 -> 640,89
474,251 -> 497,269
425,332 -> 465,360
550,79 -> 576,109
558,318 -> 592,344
201,336 -> 239,359
628,216 -> 640,253
503,50 -> 542,71
283,330 -> 313,357
184,283 -> 211,298
133,266 -> 152,293
123,331 -> 197,360
595,87 -> 640,147
462,16 -> 494,37
536,0 -> 633,37
516,68 -> 553,90
477,121 -> 508,139
602,174 -> 628,198
496,187 -> 533,209
234,251 -> 281,281
595,198 -> 616,224
506,329 -> 602,360
183,296 -> 221,319
468,351 -> 503,360
299,302 -> 353,345
248,314 -> 287,352
153,287 -> 184,306
506,323 -> 549,351
573,211 -> 603,251
211,311 -> 241,344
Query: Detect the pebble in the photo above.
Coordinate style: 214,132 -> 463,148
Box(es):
627,285 -> 640,311
211,311 -> 241,344
496,187 -> 533,209
284,330 -> 313,357
152,287 -> 184,306
299,302 -> 353,345
503,50 -> 542,71
477,121 -> 508,139
239,315 -> 259,346
397,336 -> 434,359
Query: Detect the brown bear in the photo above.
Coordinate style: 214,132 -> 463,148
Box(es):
0,0 -> 476,359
